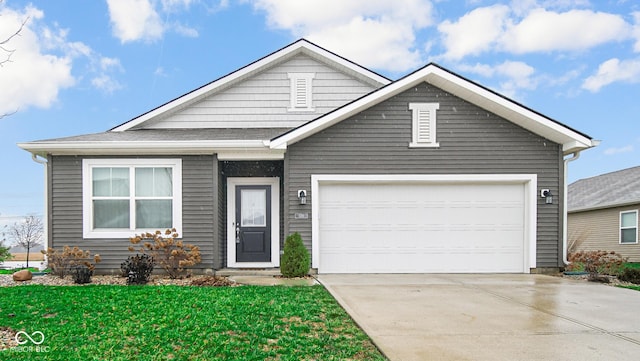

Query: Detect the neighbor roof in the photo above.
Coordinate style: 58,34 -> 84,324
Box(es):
270,63 -> 595,155
568,166 -> 640,212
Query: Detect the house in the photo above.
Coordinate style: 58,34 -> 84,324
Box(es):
568,166 -> 640,262
19,39 -> 596,274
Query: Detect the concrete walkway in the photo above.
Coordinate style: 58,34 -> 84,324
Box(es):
318,274 -> 640,361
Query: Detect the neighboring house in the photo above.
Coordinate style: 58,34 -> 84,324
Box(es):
568,166 -> 640,262
19,39 -> 596,274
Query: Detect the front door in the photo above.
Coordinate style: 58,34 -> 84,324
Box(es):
235,185 -> 272,262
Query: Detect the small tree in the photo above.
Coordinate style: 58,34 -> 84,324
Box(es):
0,240 -> 11,263
8,215 -> 43,268
280,232 -> 310,278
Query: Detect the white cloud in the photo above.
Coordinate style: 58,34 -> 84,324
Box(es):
438,5 -> 510,60
501,9 -> 630,54
439,6 -> 631,59
106,0 -> 164,43
0,5 -> 74,115
582,58 -> 640,92
250,0 -> 435,72
604,145 -> 634,155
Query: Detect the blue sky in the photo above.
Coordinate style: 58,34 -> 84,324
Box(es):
1,0 -> 639,226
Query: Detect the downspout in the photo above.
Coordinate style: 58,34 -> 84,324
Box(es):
30,154 -> 49,270
562,152 -> 580,266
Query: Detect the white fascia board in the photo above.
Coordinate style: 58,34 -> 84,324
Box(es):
272,64 -> 594,152
112,40 -> 389,132
423,68 -> 594,153
18,140 -> 279,157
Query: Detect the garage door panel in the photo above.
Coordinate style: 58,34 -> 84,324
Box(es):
317,182 -> 527,273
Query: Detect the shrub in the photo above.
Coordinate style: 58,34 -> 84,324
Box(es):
42,246 -> 101,279
129,229 -> 201,279
70,265 -> 93,284
121,254 -> 154,285
618,268 -> 640,284
567,250 -> 627,282
280,232 -> 310,278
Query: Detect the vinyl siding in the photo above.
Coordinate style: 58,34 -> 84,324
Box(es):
146,54 -> 377,129
568,205 -> 640,262
286,81 -> 564,268
49,155 -> 216,273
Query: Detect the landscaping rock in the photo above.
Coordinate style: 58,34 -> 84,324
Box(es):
12,270 -> 32,282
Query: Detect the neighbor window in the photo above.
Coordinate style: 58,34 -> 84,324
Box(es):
620,210 -> 638,244
82,159 -> 182,238
287,73 -> 315,111
409,102 -> 440,148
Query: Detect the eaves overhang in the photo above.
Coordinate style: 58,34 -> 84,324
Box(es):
17,140 -> 285,160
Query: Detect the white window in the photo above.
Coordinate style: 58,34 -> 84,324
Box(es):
287,73 -> 315,111
620,210 -> 638,244
409,103 -> 440,148
82,159 -> 182,238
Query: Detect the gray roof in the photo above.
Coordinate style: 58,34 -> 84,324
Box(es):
568,166 -> 640,212
29,128 -> 291,143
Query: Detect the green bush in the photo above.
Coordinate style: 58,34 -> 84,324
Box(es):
0,241 -> 11,263
619,268 -> 640,284
281,232 -> 310,278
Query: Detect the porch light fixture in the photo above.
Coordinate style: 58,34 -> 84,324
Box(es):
540,189 -> 553,204
298,190 -> 307,205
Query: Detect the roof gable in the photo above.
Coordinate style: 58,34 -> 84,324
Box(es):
270,63 -> 595,155
568,166 -> 640,212
112,39 -> 390,132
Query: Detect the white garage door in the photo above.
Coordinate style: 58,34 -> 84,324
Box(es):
316,178 -> 531,273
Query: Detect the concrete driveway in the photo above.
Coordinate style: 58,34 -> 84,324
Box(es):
317,274 -> 640,361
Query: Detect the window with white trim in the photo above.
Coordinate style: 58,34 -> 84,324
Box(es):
620,210 -> 638,244
409,103 -> 440,148
287,73 -> 315,111
82,159 -> 182,238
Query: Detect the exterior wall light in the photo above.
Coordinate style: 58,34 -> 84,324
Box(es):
298,190 -> 307,205
540,189 -> 553,204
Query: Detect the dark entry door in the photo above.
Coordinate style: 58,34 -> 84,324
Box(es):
235,185 -> 271,262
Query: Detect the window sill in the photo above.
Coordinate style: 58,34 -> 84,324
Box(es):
409,142 -> 440,148
287,107 -> 316,112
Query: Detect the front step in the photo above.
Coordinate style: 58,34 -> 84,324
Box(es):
216,268 -> 317,277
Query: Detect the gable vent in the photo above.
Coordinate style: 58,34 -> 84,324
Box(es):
288,73 -> 315,111
409,103 -> 440,148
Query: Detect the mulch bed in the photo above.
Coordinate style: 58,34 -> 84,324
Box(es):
0,274 -> 236,287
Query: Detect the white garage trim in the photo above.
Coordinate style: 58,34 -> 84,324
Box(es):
311,174 -> 537,273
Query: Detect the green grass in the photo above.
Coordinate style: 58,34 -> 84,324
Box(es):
619,285 -> 640,291
0,268 -> 40,275
0,285 -> 385,361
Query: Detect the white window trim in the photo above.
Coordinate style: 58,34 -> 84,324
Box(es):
82,159 -> 182,239
287,73 -> 315,112
409,102 -> 440,148
620,210 -> 638,244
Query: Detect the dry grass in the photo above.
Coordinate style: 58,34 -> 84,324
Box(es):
8,253 -> 44,261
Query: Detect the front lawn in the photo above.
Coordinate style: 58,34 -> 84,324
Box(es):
0,285 -> 385,361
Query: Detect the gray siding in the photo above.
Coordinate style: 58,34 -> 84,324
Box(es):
146,54 -> 378,129
568,205 -> 640,262
286,82 -> 564,268
49,155 -> 216,273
